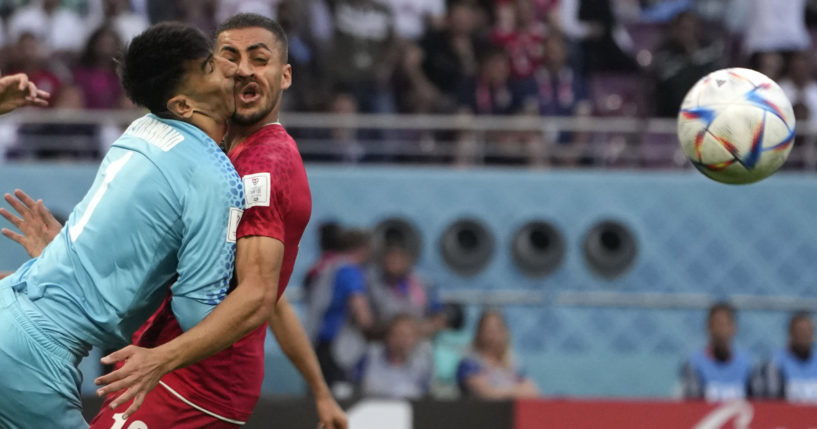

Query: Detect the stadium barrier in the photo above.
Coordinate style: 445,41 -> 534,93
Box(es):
2,110 -> 817,167
80,396 -> 817,429
5,165 -> 817,398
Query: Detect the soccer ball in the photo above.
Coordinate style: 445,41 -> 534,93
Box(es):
677,67 -> 795,184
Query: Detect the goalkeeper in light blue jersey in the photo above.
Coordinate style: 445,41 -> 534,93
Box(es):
0,23 -> 281,428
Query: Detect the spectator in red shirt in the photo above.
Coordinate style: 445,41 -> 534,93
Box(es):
8,32 -> 63,107
72,25 -> 125,109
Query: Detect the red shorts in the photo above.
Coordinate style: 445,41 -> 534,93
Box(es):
88,382 -> 243,429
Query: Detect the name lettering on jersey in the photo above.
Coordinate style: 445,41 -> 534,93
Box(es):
227,207 -> 243,243
124,116 -> 184,152
243,172 -> 271,208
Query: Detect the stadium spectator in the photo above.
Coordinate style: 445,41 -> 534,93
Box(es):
756,312 -> 817,402
326,0 -> 398,114
381,0 -> 446,41
306,228 -> 375,389
178,0 -> 218,36
457,45 -> 531,115
304,221 -> 345,292
523,33 -> 590,164
651,10 -> 723,118
392,41 -> 443,113
86,0 -> 150,44
491,0 -> 550,79
681,302 -> 754,401
779,52 -> 817,123
734,0 -> 810,61
559,0 -> 639,73
6,32 -> 64,105
367,243 -> 446,338
754,51 -> 786,82
357,314 -> 434,398
216,0 -> 279,25
421,0 -> 486,110
7,0 -> 86,55
455,45 -> 539,164
530,33 -> 589,116
495,0 -> 560,29
457,310 -> 539,398
72,25 -> 124,109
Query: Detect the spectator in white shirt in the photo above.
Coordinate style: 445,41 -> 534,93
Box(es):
381,0 -> 445,41
85,0 -> 150,44
779,51 -> 817,123
8,0 -> 86,55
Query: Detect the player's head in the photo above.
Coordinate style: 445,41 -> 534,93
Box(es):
789,312 -> 814,358
215,13 -> 291,126
707,302 -> 736,348
120,22 -> 237,123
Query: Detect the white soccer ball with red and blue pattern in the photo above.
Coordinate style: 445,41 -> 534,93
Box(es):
677,67 -> 795,184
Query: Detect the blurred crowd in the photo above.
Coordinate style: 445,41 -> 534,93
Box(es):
301,222 -> 817,403
302,221 -> 541,399
2,0 -> 817,117
681,303 -> 817,403
2,0 -> 817,163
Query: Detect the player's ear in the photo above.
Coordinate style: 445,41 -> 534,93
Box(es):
280,64 -> 292,91
166,95 -> 194,119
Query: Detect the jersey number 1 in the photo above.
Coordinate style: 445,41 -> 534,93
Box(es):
69,151 -> 134,242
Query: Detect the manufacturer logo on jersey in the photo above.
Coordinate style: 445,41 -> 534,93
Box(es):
243,172 -> 271,208
227,207 -> 243,242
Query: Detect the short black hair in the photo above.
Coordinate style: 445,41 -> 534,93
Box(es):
120,22 -> 213,115
216,13 -> 288,62
708,301 -> 736,323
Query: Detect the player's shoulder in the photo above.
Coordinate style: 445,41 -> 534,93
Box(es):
231,123 -> 302,175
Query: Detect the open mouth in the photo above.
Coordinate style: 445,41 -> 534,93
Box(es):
238,82 -> 262,104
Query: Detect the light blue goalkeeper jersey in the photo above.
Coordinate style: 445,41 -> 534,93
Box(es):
3,113 -> 245,354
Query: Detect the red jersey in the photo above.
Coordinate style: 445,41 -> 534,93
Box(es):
127,124 -> 311,423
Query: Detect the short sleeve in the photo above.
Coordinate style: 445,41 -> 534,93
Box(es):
235,162 -> 287,242
171,164 -> 244,331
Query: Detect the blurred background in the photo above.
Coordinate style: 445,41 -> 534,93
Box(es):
1,0 -> 817,427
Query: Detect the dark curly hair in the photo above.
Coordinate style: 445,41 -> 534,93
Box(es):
215,13 -> 288,63
119,22 -> 213,115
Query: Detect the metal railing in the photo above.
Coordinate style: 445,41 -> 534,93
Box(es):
1,109 -> 815,168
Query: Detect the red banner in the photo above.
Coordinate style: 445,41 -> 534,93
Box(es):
515,399 -> 817,429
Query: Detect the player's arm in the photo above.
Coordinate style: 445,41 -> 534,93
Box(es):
269,295 -> 347,429
0,73 -> 50,115
95,235 -> 281,418
0,189 -> 62,258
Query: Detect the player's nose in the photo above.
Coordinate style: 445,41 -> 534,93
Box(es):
236,58 -> 253,78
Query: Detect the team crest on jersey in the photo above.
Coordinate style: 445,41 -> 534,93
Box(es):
243,172 -> 270,208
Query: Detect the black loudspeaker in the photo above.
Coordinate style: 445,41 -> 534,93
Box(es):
439,218 -> 495,276
511,220 -> 565,277
372,217 -> 422,259
582,219 -> 638,279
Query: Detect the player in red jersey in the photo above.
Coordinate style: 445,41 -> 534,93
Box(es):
1,14 -> 347,429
